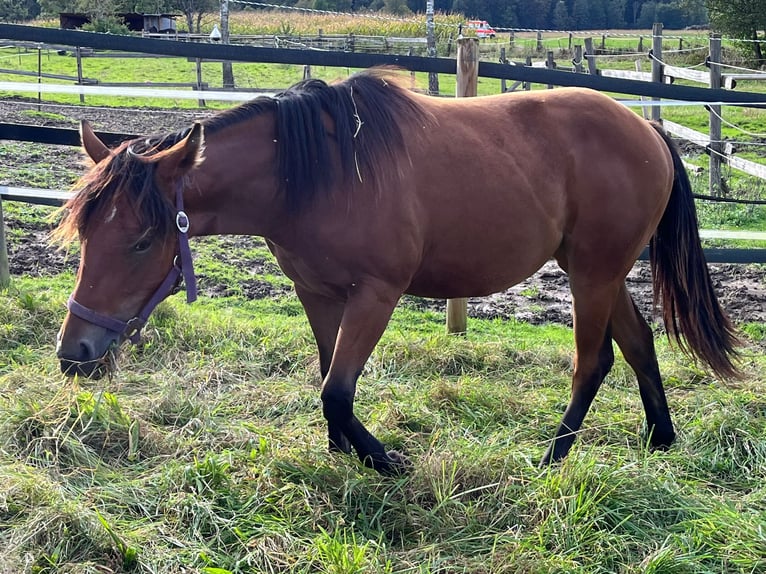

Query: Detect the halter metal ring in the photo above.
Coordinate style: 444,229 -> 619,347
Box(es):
176,211 -> 190,233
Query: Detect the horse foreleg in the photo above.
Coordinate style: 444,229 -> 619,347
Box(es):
294,286 -> 350,454
611,284 -> 675,450
320,280 -> 407,476
541,283 -> 618,465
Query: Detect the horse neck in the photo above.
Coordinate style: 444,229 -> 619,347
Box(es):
183,116 -> 287,239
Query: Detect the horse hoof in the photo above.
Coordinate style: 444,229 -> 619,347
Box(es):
384,450 -> 412,475
366,450 -> 411,476
648,433 -> 676,452
644,428 -> 676,452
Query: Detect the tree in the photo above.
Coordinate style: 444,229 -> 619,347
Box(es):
38,0 -> 73,16
571,0 -> 589,28
604,0 -> 625,27
706,0 -> 766,60
636,0 -> 656,28
655,1 -> 685,28
170,0 -> 217,33
552,0 -> 571,28
587,0 -> 607,28
0,0 -> 41,20
382,0 -> 411,14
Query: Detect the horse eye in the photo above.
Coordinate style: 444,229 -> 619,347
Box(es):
134,238 -> 153,253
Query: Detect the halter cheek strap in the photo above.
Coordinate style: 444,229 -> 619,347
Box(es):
66,182 -> 198,344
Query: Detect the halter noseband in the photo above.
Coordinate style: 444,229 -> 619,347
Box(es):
66,182 -> 198,344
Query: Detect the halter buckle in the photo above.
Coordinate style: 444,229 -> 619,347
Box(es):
124,317 -> 145,343
176,211 -> 190,233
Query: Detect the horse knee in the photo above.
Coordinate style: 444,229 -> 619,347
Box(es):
321,384 -> 354,423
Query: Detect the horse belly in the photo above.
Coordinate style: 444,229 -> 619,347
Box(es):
405,226 -> 561,299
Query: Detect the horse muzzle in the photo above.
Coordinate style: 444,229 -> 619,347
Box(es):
56,327 -> 118,379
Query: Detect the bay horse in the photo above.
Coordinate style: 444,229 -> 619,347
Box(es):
54,68 -> 740,474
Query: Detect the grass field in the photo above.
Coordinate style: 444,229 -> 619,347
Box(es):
0,241 -> 765,572
1,15 -> 766,573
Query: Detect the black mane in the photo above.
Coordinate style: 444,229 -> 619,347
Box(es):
59,69 -> 432,242
209,68 -> 432,212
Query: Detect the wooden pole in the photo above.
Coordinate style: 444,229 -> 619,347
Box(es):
500,46 -> 507,92
573,45 -> 583,73
37,44 -> 41,111
195,58 -> 206,107
650,22 -> 663,122
447,37 -> 479,335
709,34 -> 723,196
546,50 -> 555,88
584,38 -> 599,76
75,46 -> 84,103
426,0 -> 439,95
524,55 -> 532,90
0,198 -> 9,288
636,60 -> 650,119
220,0 -> 234,88
456,37 -> 478,97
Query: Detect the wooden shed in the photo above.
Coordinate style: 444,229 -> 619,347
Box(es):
59,13 -> 178,33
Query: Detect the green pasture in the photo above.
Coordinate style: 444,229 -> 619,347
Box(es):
0,214 -> 764,572
1,20 -> 766,572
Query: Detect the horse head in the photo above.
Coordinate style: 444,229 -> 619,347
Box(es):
55,120 -> 203,378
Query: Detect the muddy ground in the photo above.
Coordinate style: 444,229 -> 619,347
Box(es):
2,97 -> 765,328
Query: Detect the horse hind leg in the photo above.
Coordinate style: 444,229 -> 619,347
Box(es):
294,286 -> 352,455
611,283 -> 675,450
540,280 -> 619,465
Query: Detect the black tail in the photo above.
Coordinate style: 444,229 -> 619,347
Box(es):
649,123 -> 741,379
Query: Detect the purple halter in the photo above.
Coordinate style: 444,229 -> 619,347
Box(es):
66,182 -> 198,344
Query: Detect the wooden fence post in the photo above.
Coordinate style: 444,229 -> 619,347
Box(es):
195,58 -> 206,107
584,38 -> 599,76
426,0 -> 439,95
75,46 -> 84,103
524,56 -> 532,89
220,0 -> 235,88
500,47 -> 507,92
573,45 -> 584,73
456,37 -> 478,96
650,23 -> 663,122
446,36 -> 479,335
546,50 -> 556,88
636,60 -> 650,119
709,34 -> 723,196
0,198 -> 9,288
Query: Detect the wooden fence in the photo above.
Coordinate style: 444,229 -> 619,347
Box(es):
501,24 -> 766,198
0,24 -> 764,333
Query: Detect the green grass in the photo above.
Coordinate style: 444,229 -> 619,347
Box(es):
0,21 -> 765,570
0,255 -> 765,572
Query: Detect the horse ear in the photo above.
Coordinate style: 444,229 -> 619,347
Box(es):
155,122 -> 205,180
80,120 -> 110,164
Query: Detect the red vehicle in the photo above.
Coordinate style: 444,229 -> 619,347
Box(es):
466,20 -> 496,39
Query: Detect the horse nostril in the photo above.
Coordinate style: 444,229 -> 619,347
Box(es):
79,339 -> 98,362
